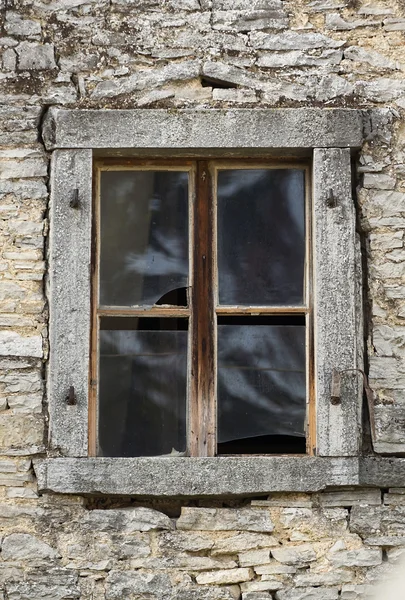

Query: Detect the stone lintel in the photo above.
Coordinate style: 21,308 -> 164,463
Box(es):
42,108 -> 366,151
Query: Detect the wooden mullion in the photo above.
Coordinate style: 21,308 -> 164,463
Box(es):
190,160 -> 216,457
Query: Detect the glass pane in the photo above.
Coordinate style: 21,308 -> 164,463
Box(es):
98,318 -> 187,457
217,169 -> 305,306
100,170 -> 189,306
217,318 -> 306,454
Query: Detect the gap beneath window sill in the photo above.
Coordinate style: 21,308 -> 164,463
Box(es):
33,456 -> 405,497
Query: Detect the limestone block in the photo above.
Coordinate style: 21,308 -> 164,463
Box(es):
212,88 -> 257,103
370,234 -> 403,252
212,532 -> 279,555
5,12 -> 42,38
276,589 -> 339,600
177,508 -> 274,532
91,61 -> 200,99
319,489 -> 382,507
6,487 -> 38,498
271,546 -> 317,566
340,585 -> 373,599
358,79 -> 405,102
364,173 -> 396,190
384,19 -> 405,31
257,49 -> 342,68
212,9 -> 287,32
158,531 -> 214,553
84,507 -> 173,532
2,48 -> 16,71
16,42 -> 56,70
0,413 -> 44,453
196,568 -> 254,585
306,0 -> 347,10
294,569 -> 353,586
250,31 -> 344,50
373,405 -> 405,453
384,493 -> 405,506
0,158 -> 47,179
1,533 -> 59,561
0,180 -> 48,200
239,549 -> 271,567
329,548 -> 382,567
364,536 -> 405,547
241,580 -> 284,593
242,594 -> 272,600
129,555 -> 237,570
326,13 -> 380,29
0,331 -> 42,358
255,564 -> 296,575
105,571 -> 172,599
5,569 -> 79,600
1,374 -> 43,397
6,393 -> 42,413
344,46 -> 400,70
252,494 -> 312,508
176,587 -> 240,600
114,535 -> 151,559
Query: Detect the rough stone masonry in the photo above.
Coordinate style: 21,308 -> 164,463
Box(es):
1,0 -> 405,598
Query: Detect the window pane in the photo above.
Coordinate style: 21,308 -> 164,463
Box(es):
98,318 -> 187,457
100,171 -> 189,306
217,318 -> 306,454
217,169 -> 305,306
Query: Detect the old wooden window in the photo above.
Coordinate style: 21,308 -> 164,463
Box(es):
90,159 -> 313,458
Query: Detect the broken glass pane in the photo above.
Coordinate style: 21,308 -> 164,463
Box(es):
100,170 -> 189,306
98,317 -> 187,457
217,169 -> 305,306
217,317 -> 306,454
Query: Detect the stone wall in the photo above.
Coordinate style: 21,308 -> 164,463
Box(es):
1,0 -> 405,597
2,488 -> 405,599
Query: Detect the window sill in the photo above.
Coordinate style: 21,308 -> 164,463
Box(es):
33,456 -> 405,497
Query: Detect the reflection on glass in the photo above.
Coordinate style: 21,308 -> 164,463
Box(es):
100,171 -> 189,306
217,169 -> 305,306
217,319 -> 306,454
98,318 -> 187,457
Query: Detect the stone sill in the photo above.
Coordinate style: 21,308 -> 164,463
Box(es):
34,456 -> 405,497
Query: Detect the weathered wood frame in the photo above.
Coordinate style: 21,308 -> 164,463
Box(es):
90,159 -> 312,458
45,108 -> 365,492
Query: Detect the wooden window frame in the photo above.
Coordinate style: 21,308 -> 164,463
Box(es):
39,108 -> 367,496
90,158 -> 313,458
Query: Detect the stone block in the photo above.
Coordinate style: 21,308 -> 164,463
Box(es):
276,589 -> 339,600
255,563 -> 296,575
177,587 -> 240,600
250,31 -> 344,50
158,531 -> 214,553
340,585 -> 373,599
212,9 -> 287,32
196,568 -> 254,585
212,532 -> 279,555
239,549 -> 272,567
252,494 -> 312,508
0,413 -> 44,453
177,508 -> 274,532
319,489 -> 382,507
129,555 -> 237,570
84,507 -> 173,532
241,580 -> 284,593
16,42 -> 56,70
1,533 -> 59,561
329,548 -> 382,567
5,12 -> 42,38
363,173 -> 396,190
0,331 -> 42,358
105,571 -> 172,599
294,569 -> 353,586
271,545 -> 317,566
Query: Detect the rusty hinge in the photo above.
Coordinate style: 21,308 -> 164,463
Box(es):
69,188 -> 80,209
66,385 -> 77,405
326,188 -> 338,208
